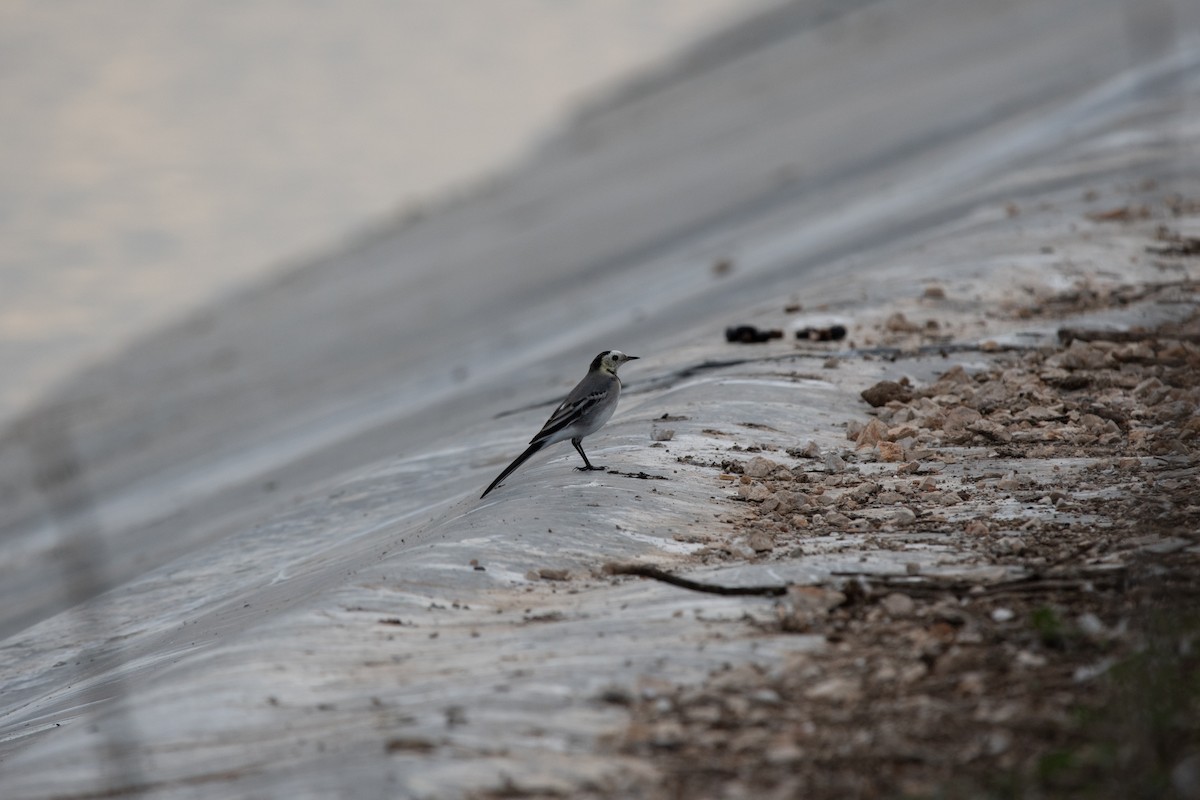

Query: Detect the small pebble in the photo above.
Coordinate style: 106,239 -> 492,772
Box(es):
960,520 -> 988,537
1015,650 -> 1048,668
881,592 -> 916,617
1077,612 -> 1105,638
747,532 -> 775,553
824,452 -> 847,473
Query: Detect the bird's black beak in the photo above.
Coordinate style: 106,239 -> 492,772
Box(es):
627,355 -> 640,360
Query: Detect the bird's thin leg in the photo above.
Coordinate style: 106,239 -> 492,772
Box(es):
572,438 -> 604,471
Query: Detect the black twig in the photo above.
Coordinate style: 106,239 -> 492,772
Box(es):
604,562 -> 789,596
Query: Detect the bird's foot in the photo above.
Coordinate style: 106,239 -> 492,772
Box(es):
575,464 -> 606,472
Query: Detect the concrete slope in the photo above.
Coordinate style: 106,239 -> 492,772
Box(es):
0,0 -> 1198,796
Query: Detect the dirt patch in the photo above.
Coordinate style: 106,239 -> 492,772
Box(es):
610,297 -> 1200,798
620,555 -> 1198,799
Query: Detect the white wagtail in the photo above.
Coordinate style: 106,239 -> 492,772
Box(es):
481,350 -> 639,498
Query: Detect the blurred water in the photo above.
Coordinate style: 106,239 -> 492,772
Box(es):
0,0 -> 770,424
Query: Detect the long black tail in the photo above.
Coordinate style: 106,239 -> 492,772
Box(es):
480,441 -> 544,498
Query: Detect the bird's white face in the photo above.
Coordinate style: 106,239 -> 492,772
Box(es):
601,350 -> 638,372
